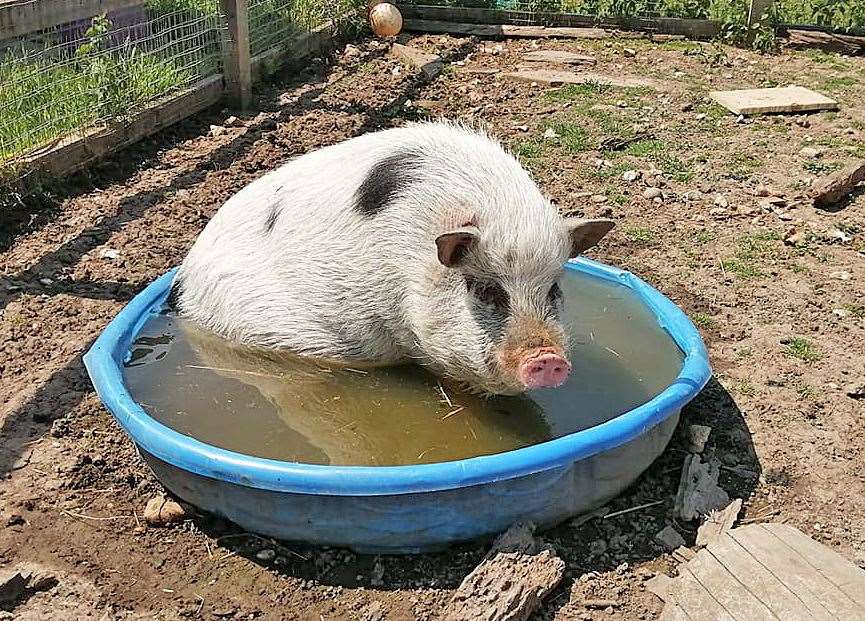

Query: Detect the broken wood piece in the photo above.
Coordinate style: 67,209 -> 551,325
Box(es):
390,42 -> 443,80
651,523 -> 865,619
696,498 -> 742,547
811,160 -> 865,208
443,522 -> 565,621
503,70 -> 656,89
674,455 -> 730,521
709,86 -> 838,116
403,19 -> 647,40
521,50 -> 596,66
784,29 -> 865,56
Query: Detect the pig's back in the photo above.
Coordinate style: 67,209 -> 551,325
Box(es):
174,122 -> 538,358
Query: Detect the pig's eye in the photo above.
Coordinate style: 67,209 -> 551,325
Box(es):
466,276 -> 509,309
548,283 -> 563,304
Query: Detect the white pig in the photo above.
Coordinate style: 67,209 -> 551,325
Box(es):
172,121 -> 614,395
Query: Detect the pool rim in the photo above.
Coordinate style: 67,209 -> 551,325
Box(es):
83,258 -> 711,497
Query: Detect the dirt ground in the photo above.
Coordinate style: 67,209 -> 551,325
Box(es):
1,28 -> 864,621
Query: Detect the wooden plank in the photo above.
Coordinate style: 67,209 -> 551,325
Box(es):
391,42 -> 443,79
695,499 -> 742,547
0,0 -> 142,40
396,5 -> 721,39
658,604 -> 692,621
682,549 -> 777,620
761,524 -> 865,610
503,69 -> 656,89
404,19 -> 646,40
730,525 -> 862,619
521,50 -> 596,65
20,75 -> 223,177
710,86 -> 838,116
250,19 -> 339,82
783,29 -> 865,56
219,0 -> 252,109
670,566 -> 736,621
811,160 -> 865,208
707,531 -> 831,620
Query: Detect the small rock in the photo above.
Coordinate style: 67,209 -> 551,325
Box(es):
680,102 -> 694,112
830,270 -> 852,281
5,515 -> 24,527
846,384 -> 865,400
98,248 -> 120,260
143,496 -> 189,526
343,44 -> 360,57
622,170 -> 640,182
209,124 -> 226,137
514,125 -> 529,132
683,190 -> 702,202
623,48 -> 636,58
713,194 -> 729,208
642,187 -> 662,200
826,228 -> 851,243
591,194 -> 608,204
685,425 -> 712,453
404,99 -> 412,108
543,127 -> 559,139
795,117 -> 811,128
784,229 -> 808,246
799,146 -> 821,158
38,278 -> 53,286
755,185 -> 771,197
844,126 -> 856,135
653,197 -> 663,205
50,418 -> 70,438
224,115 -> 242,127
256,549 -> 276,562
655,526 -> 686,551
833,308 -> 849,318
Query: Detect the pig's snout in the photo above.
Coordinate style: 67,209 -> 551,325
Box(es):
518,348 -> 571,390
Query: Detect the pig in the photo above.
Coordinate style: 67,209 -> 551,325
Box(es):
171,121 -> 614,395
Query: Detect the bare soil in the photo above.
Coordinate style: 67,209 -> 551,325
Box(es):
1,29 -> 864,621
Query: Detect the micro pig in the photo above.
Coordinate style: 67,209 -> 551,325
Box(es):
172,121 -> 614,395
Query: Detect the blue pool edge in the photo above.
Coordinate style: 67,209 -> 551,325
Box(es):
83,257 -> 712,497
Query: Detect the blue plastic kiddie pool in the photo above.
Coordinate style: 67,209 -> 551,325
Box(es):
84,258 -> 711,553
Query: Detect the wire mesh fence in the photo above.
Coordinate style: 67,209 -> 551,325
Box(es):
0,0 -> 361,168
0,0 -> 223,164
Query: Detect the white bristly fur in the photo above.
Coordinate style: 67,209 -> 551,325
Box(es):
175,121 -> 576,394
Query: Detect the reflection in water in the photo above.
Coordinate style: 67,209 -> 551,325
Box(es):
124,269 -> 683,466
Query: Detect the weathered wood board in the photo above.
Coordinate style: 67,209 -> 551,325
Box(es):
503,69 -> 656,89
650,523 -> 865,620
521,50 -> 596,65
710,86 -> 838,115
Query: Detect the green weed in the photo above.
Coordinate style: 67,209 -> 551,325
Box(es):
784,338 -> 822,362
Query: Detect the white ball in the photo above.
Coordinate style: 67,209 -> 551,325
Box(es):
370,3 -> 403,38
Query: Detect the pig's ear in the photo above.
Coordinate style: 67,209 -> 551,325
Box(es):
435,226 -> 480,267
564,218 -> 615,257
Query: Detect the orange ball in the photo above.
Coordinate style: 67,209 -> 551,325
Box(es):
370,3 -> 403,38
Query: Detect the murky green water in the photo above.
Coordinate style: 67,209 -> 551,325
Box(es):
124,269 -> 683,466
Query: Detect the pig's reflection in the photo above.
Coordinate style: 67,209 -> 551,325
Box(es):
180,321 -> 553,466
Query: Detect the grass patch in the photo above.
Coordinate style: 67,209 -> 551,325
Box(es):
735,379 -> 756,397
513,139 -> 544,161
725,152 -> 762,180
820,75 -> 859,91
549,122 -> 591,154
694,229 -> 716,244
655,152 -> 693,182
692,313 -> 716,329
784,337 -> 822,363
803,160 -> 842,175
843,303 -> 865,318
794,381 -> 817,400
622,226 -> 657,244
625,138 -> 666,157
720,230 -> 782,279
736,347 -> 753,359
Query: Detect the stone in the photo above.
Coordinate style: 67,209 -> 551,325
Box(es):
622,170 -> 640,182
143,496 -> 189,526
799,146 -> 822,158
655,526 -> 686,551
685,425 -> 712,453
543,127 -> 559,139
642,187 -> 662,200
255,549 -> 276,562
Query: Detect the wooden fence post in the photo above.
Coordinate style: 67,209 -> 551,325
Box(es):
219,0 -> 252,109
747,0 -> 775,28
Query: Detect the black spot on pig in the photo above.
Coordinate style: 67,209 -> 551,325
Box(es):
264,206 -> 280,234
353,149 -> 423,217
